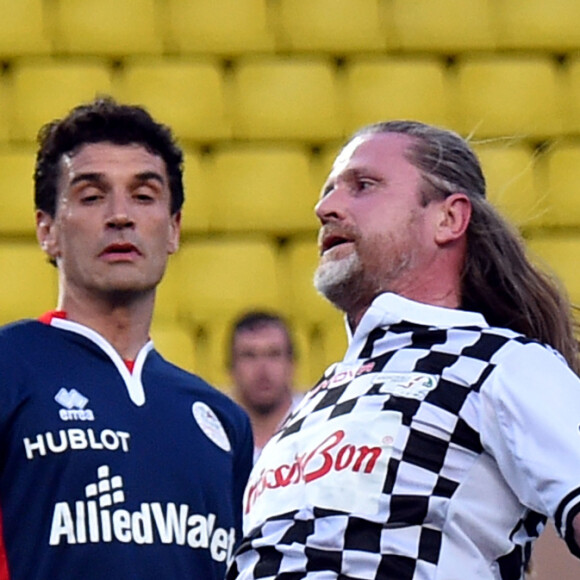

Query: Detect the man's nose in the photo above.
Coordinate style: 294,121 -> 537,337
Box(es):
315,186 -> 347,224
106,193 -> 135,229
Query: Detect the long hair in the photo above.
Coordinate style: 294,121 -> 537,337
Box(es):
349,120 -> 580,373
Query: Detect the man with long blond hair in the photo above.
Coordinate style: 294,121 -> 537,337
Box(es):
229,121 -> 580,580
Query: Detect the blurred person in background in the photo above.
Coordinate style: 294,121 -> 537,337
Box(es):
228,120 -> 580,580
229,310 -> 302,462
0,97 -> 253,580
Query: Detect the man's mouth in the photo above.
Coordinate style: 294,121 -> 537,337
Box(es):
99,243 -> 142,260
320,232 -> 354,255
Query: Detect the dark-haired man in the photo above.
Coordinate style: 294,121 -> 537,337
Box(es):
228,311 -> 301,462
0,97 -> 253,580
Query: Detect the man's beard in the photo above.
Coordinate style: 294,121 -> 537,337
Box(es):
314,250 -> 379,314
314,231 -> 417,316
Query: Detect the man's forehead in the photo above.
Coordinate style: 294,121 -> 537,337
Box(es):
236,325 -> 287,343
60,142 -> 165,175
330,132 -> 415,175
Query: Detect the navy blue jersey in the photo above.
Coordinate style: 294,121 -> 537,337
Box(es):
0,317 -> 253,580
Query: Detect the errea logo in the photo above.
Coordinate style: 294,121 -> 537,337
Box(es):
55,388 -> 95,421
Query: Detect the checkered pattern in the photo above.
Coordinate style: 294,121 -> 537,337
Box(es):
228,294 -> 580,580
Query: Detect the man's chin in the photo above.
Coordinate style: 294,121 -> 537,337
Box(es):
314,254 -> 359,299
253,401 -> 280,416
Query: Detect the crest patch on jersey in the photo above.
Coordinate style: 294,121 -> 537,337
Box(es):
373,372 -> 439,400
192,402 -> 231,452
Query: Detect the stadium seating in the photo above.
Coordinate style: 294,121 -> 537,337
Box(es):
472,141 -> 543,228
0,0 -> 51,58
164,0 -> 275,56
496,0 -> 580,52
527,234 -> 580,303
205,144 -> 319,235
311,143 -> 343,191
536,142 -> 580,228
280,237 -> 347,381
342,56 -> 451,134
0,0 -> 579,395
318,316 -> 349,376
173,238 -> 284,387
453,56 -> 564,140
390,0 -> 497,53
0,148 -> 38,235
53,0 -> 163,56
176,238 -> 283,323
276,0 -> 389,54
10,60 -> 113,142
280,236 -> 343,326
0,81 -> 10,144
149,321 -> 197,373
230,57 -> 343,142
180,150 -> 210,235
562,56 -> 580,134
0,242 -> 58,323
152,253 -> 183,325
113,59 -> 231,143
291,315 -> 347,390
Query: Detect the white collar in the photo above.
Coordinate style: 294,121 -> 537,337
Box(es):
344,292 -> 488,358
49,317 -> 153,407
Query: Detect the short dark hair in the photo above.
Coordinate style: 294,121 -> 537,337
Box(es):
228,310 -> 295,368
34,96 -> 184,217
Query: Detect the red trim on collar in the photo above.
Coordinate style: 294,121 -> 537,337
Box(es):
38,310 -> 67,324
39,311 -> 135,372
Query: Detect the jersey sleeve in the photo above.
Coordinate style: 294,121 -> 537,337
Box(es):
479,340 -> 580,556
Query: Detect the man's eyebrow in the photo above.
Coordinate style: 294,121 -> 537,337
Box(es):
322,166 -> 375,191
134,171 -> 166,185
341,166 -> 376,179
69,171 -> 166,187
327,166 -> 375,181
69,172 -> 104,186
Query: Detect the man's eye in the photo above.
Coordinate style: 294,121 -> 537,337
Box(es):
80,191 -> 103,203
321,183 -> 334,197
356,179 -> 373,191
134,193 -> 155,202
134,185 -> 159,202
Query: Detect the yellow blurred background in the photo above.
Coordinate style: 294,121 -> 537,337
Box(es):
0,0 -> 578,394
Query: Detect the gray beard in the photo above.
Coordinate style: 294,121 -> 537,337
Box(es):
314,252 -> 375,314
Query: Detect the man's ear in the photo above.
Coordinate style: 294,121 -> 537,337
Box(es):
434,193 -> 472,245
36,210 -> 60,260
167,210 -> 181,255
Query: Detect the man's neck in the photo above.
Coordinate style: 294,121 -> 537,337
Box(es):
248,394 -> 294,451
58,291 -> 155,360
348,271 -> 463,331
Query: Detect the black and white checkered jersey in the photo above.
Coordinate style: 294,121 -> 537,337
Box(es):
227,293 -> 580,580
